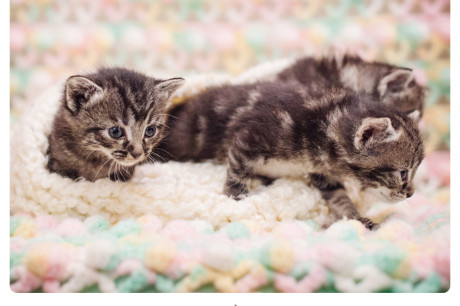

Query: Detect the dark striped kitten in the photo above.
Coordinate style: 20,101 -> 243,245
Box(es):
47,67 -> 184,181
276,54 -> 427,121
154,82 -> 424,230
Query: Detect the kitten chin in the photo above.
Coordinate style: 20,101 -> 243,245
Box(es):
47,67 -> 184,182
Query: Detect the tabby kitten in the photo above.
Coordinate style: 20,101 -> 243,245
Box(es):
154,82 -> 424,230
276,54 -> 427,121
47,67 -> 184,181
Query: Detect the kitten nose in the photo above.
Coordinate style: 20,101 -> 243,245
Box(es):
404,184 -> 415,198
127,144 -> 143,159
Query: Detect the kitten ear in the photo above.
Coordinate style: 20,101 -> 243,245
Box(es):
405,109 -> 421,123
155,77 -> 185,104
65,76 -> 103,114
354,117 -> 400,150
378,69 -> 414,97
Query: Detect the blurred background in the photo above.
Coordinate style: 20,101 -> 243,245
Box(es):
10,0 -> 450,152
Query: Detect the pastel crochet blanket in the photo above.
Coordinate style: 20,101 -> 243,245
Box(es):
10,60 -> 450,292
10,164 -> 449,292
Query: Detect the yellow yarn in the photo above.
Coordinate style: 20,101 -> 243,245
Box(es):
145,240 -> 177,274
176,260 -> 267,292
24,244 -> 51,278
13,219 -> 36,238
270,241 -> 295,273
214,275 -> 235,293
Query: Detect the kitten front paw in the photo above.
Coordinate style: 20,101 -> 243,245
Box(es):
223,182 -> 248,201
358,217 -> 380,231
257,175 -> 275,186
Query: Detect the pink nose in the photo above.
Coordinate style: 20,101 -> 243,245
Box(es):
127,144 -> 143,158
404,184 -> 414,198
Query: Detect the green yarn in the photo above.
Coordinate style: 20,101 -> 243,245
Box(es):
10,252 -> 21,271
397,23 -> 425,49
155,275 -> 175,293
257,284 -> 278,293
10,217 -> 21,236
80,284 -> 101,293
303,219 -> 320,231
258,245 -> 272,269
358,245 -> 405,275
138,285 -> 159,293
88,216 -> 110,234
340,227 -> 360,242
244,25 -> 267,50
289,262 -> 313,281
316,271 -> 339,293
110,219 -> 142,237
391,280 -> 414,293
413,273 -> 442,293
116,270 -> 149,293
225,222 -> 250,240
190,265 -> 206,282
104,244 -> 150,271
105,253 -> 122,272
195,284 -> 216,293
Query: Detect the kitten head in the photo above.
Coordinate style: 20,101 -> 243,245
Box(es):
63,67 -> 184,167
376,68 -> 427,121
337,100 -> 424,203
339,55 -> 427,121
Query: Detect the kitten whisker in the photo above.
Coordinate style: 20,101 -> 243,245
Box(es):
154,147 -> 175,160
108,160 -> 116,179
93,158 -> 112,181
150,151 -> 168,162
83,150 -> 97,164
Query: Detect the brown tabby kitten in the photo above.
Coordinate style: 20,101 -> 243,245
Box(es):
47,67 -> 184,181
154,82 -> 424,230
276,54 -> 427,121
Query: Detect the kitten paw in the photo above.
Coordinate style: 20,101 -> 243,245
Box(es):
358,217 -> 380,231
257,175 -> 275,186
223,182 -> 248,201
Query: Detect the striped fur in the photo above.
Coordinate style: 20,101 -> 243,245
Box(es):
276,53 -> 427,120
154,82 -> 424,230
47,67 -> 184,181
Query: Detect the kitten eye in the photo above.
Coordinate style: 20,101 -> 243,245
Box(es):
400,170 -> 407,180
108,126 -> 124,139
144,125 -> 156,138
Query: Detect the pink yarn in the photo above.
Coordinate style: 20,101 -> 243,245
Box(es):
113,259 -> 144,278
166,249 -> 203,277
10,237 -> 27,253
433,248 -> 450,286
236,270 -> 268,293
138,215 -> 162,232
208,25 -> 235,51
274,222 -> 306,239
45,245 -> 71,279
162,220 -> 196,241
10,266 -> 42,293
274,265 -> 327,293
413,69 -> 428,87
425,151 -> 450,186
56,218 -> 85,237
10,25 -> 26,52
35,215 -> 59,231
42,280 -> 60,293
